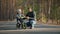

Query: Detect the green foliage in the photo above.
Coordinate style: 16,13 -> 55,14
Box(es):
50,4 -> 60,20
16,0 -> 60,20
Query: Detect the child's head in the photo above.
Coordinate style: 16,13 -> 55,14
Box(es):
17,9 -> 22,14
18,9 -> 22,13
17,6 -> 24,14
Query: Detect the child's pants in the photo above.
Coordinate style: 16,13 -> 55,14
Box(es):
16,17 -> 23,24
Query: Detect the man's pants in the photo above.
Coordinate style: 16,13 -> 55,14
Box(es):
27,20 -> 36,28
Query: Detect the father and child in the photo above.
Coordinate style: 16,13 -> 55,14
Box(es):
16,7 -> 36,29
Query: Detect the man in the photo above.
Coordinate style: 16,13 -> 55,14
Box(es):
26,8 -> 36,29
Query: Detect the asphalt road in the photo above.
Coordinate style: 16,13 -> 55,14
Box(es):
0,21 -> 60,30
0,21 -> 60,34
0,31 -> 60,34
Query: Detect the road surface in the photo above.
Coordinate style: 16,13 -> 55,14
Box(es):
0,21 -> 60,34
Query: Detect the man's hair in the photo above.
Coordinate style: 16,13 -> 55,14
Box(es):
28,7 -> 32,9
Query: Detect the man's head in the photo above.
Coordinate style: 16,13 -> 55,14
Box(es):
28,8 -> 33,12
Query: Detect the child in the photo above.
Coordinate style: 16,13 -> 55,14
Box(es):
16,8 -> 24,29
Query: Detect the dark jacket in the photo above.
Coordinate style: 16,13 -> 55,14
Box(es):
26,11 -> 35,20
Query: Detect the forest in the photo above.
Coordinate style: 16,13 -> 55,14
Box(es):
16,0 -> 60,24
0,0 -> 60,24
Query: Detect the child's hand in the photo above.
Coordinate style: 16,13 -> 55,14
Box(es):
26,17 -> 30,19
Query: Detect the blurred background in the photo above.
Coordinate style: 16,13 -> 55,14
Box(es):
0,0 -> 60,25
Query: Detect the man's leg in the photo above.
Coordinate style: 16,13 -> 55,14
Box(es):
29,20 -> 35,29
32,23 -> 34,28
